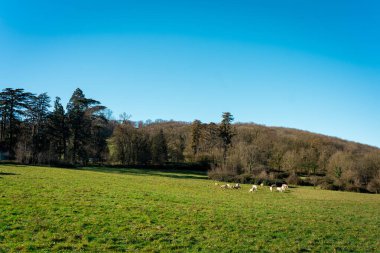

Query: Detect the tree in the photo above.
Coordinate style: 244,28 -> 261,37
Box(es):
219,112 -> 235,163
168,134 -> 185,163
66,88 -> 106,165
299,147 -> 319,175
151,129 -> 168,165
108,122 -> 135,165
367,171 -> 380,193
0,88 -> 33,159
282,150 -> 301,173
133,129 -> 151,164
198,122 -> 220,164
191,120 -> 202,157
18,93 -> 51,163
108,121 -> 152,165
89,114 -> 112,164
326,151 -> 354,189
47,97 -> 69,163
30,93 -> 51,162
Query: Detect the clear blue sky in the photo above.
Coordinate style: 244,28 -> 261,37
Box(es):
1,0 -> 379,147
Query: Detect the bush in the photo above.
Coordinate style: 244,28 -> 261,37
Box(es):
286,173 -> 302,185
319,182 -> 336,190
305,176 -> 322,187
207,165 -> 237,182
367,173 -> 380,193
235,173 -> 255,184
257,170 -> 268,181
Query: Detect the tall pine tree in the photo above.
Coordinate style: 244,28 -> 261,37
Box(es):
219,112 -> 235,163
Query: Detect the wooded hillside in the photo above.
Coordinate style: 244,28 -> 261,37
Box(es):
1,87 -> 379,193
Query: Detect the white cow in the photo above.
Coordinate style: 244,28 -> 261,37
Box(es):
276,187 -> 284,192
281,184 -> 289,191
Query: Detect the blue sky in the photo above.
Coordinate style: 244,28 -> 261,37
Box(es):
1,0 -> 379,147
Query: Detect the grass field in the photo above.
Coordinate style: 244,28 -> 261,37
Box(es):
1,165 -> 379,252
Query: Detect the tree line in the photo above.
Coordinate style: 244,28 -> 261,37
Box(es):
1,87 -> 379,193
0,88 -> 110,165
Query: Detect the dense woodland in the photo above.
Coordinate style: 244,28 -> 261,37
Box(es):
1,87 -> 380,193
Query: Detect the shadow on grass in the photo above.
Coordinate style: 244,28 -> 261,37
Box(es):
0,162 -> 208,180
76,166 -> 208,180
0,162 -> 29,168
0,172 -> 19,176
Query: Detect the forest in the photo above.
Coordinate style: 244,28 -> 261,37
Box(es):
1,87 -> 380,193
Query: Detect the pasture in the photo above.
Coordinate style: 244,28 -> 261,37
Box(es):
0,165 -> 379,252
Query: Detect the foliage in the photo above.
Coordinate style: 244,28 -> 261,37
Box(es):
151,129 -> 168,165
191,119 -> 202,157
47,97 -> 69,163
1,87 -> 380,193
108,122 -> 151,165
0,88 -> 33,159
66,88 -> 107,164
286,172 -> 302,185
219,112 -> 236,162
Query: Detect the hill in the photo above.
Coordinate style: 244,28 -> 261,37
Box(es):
139,120 -> 380,193
1,88 -> 379,193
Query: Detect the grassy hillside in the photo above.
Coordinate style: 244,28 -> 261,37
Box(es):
0,165 -> 379,252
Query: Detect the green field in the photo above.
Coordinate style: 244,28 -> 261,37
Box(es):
0,165 -> 379,252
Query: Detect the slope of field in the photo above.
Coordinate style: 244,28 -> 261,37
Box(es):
0,165 -> 379,252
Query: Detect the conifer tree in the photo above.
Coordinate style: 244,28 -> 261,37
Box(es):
66,88 -> 106,164
25,93 -> 51,163
219,112 -> 235,163
48,97 -> 69,162
0,88 -> 33,159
